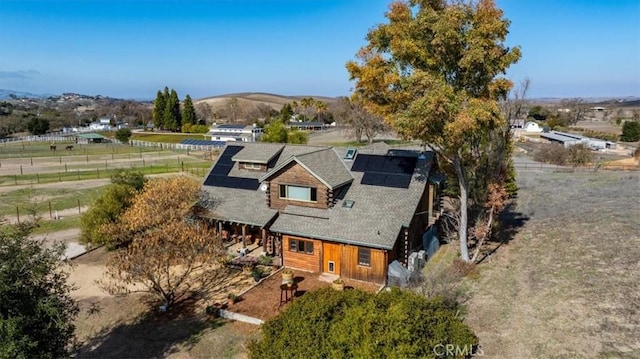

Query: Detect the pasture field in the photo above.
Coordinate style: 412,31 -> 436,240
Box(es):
0,141 -> 212,186
0,140 -> 212,234
0,186 -> 104,217
466,169 -> 640,358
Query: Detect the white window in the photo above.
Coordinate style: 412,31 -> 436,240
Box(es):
279,185 -> 317,202
243,162 -> 261,170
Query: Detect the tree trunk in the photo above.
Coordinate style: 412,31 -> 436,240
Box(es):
471,204 -> 495,263
454,159 -> 470,262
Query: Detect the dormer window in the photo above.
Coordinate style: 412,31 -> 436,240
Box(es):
279,184 -> 317,202
243,162 -> 261,170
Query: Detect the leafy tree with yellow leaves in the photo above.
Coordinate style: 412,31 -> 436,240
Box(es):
100,176 -> 224,309
346,0 -> 520,262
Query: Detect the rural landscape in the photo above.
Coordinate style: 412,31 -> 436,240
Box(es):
1,1 -> 639,359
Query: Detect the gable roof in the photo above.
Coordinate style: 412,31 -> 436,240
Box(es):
259,147 -> 353,190
200,142 -> 436,247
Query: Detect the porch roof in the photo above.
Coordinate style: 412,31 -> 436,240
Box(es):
201,186 -> 278,228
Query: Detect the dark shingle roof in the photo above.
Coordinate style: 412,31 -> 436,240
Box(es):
231,143 -> 284,164
270,152 -> 434,249
259,148 -> 353,189
201,142 -> 436,248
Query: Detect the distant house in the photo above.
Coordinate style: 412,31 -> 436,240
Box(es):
288,121 -> 325,131
89,118 -> 112,131
199,142 -> 445,285
524,121 -> 543,133
205,124 -> 262,142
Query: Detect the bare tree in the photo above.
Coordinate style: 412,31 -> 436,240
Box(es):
335,97 -> 387,143
561,98 -> 587,125
194,102 -> 214,124
500,77 -> 530,128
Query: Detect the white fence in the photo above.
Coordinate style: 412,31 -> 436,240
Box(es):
128,140 -> 225,152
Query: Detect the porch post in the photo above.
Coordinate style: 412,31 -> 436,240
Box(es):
428,184 -> 434,225
217,220 -> 222,236
261,228 -> 267,253
242,225 -> 247,248
403,228 -> 409,266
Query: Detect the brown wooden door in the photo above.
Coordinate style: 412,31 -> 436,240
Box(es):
323,242 -> 340,274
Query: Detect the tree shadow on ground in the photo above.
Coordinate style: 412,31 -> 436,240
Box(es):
75,299 -> 226,359
476,201 -> 530,264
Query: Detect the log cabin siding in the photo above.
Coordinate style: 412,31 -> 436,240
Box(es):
282,235 -> 321,272
269,162 -> 329,210
408,185 -> 430,251
339,244 -> 387,284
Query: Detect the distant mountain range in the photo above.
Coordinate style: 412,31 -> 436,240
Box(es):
0,89 -> 52,100
2,88 -> 638,105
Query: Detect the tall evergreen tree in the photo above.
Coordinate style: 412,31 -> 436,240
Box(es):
163,89 -> 181,131
280,103 -> 293,122
153,89 -> 167,129
182,94 -> 197,126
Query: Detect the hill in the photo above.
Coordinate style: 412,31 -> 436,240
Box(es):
194,92 -> 339,113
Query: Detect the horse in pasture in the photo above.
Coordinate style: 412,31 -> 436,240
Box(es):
50,145 -> 57,151
65,145 -> 74,151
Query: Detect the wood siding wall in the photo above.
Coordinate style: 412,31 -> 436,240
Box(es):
408,185 -> 430,251
268,162 -> 329,210
282,235 -> 321,272
340,245 -> 387,284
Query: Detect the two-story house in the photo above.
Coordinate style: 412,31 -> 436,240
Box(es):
200,142 -> 443,285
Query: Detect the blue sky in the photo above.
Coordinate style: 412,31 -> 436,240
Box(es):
0,0 -> 638,100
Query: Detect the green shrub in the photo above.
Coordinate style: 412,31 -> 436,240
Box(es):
620,121 -> 640,142
115,128 -> 132,143
181,123 -> 210,134
249,288 -> 477,359
257,255 -> 273,266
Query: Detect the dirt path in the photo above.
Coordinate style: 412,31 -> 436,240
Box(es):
465,170 -> 640,358
0,178 -> 111,193
4,206 -> 88,224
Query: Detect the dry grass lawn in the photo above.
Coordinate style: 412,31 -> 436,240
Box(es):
465,169 -> 640,358
69,248 -> 259,359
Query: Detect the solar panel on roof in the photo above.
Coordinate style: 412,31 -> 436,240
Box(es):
361,172 -> 411,189
350,154 -> 370,171
203,174 -> 224,187
361,172 -> 386,186
204,173 -> 259,190
351,154 -> 417,175
384,174 -> 411,188
210,164 -> 232,175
